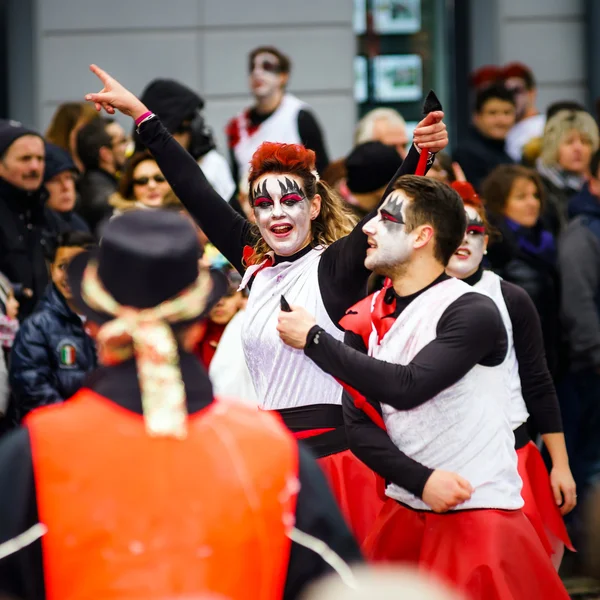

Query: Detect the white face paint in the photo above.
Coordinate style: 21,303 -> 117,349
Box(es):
446,205 -> 487,279
252,173 -> 314,256
362,190 -> 415,274
249,52 -> 283,99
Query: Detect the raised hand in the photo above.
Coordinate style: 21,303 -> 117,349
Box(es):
412,111 -> 448,154
422,469 -> 473,513
84,64 -> 148,121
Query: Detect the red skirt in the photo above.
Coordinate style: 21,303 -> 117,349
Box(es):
317,450 -> 384,545
517,441 -> 574,558
364,500 -> 570,600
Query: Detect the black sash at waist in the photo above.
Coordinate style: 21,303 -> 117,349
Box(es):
274,404 -> 348,459
514,423 -> 531,450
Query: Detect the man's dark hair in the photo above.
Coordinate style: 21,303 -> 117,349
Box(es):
248,46 -> 291,75
475,83 -> 516,113
393,175 -> 466,266
546,100 -> 586,122
591,149 -> 600,180
50,230 -> 96,263
76,118 -> 114,171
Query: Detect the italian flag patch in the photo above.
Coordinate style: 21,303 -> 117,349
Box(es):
60,344 -> 76,366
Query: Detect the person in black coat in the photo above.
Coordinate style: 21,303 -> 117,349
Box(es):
0,121 -> 67,319
482,164 -> 563,378
453,83 -> 516,190
44,143 -> 91,234
8,231 -> 97,423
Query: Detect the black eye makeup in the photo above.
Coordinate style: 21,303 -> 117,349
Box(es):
380,209 -> 404,224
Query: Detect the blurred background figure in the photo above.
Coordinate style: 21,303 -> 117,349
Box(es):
536,108 -> 599,237
344,141 -> 402,219
453,83 -> 516,190
135,78 -> 236,204
301,566 -> 465,600
45,101 -> 100,172
354,108 -> 409,160
43,143 -> 89,233
226,46 -> 330,187
76,117 -> 128,233
482,165 -> 561,377
109,151 -> 180,216
503,62 -> 546,163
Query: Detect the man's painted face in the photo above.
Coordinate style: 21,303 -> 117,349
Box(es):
252,173 -> 314,256
249,52 -> 284,99
447,205 -> 487,279
362,190 -> 415,274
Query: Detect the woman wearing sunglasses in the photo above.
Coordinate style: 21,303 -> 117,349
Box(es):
109,151 -> 178,216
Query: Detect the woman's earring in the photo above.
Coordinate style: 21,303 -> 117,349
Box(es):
484,250 -> 488,255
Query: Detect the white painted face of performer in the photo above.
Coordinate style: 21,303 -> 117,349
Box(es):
249,52 -> 286,100
362,190 -> 417,275
252,173 -> 321,257
446,205 -> 489,279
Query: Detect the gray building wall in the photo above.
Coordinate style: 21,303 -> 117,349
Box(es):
9,0 -> 355,166
471,0 -> 586,112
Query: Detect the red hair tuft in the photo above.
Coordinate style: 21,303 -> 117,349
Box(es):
249,142 -> 316,177
451,181 -> 482,208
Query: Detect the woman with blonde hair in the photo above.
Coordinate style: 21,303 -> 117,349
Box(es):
84,64 -> 448,543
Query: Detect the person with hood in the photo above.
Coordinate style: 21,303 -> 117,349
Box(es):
8,231 -> 97,423
133,78 -> 235,203
558,148 -> 600,553
43,143 -> 90,233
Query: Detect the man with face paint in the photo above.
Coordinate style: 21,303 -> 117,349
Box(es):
84,65 -> 447,545
226,46 -> 329,192
446,181 -> 575,568
276,176 -> 570,599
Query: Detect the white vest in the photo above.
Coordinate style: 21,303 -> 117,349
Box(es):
371,278 -> 523,511
233,94 -> 306,177
475,271 -> 529,430
241,248 -> 345,410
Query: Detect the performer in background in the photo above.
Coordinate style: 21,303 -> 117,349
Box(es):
445,180 -> 575,567
84,64 -> 447,543
0,210 -> 361,600
276,175 -> 569,599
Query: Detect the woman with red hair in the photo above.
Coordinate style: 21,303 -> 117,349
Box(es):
446,181 -> 576,568
84,64 -> 448,543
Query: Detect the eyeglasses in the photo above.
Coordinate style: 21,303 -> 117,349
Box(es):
133,175 -> 167,185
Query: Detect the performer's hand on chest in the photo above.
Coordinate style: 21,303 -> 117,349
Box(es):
277,304 -> 317,349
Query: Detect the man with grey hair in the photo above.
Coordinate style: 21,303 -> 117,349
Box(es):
354,108 -> 409,159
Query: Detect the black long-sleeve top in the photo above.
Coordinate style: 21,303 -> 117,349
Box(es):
303,273 -> 508,498
0,353 -> 362,600
137,117 -> 429,325
310,270 -> 562,500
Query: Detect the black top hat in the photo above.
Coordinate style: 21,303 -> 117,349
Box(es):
67,210 -> 227,325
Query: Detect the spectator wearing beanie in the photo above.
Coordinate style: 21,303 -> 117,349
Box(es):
44,143 -> 90,234
345,141 -> 402,219
537,109 -> 599,237
0,120 -> 66,319
453,83 -> 516,190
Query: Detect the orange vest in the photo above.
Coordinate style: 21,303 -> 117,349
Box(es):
26,389 -> 298,600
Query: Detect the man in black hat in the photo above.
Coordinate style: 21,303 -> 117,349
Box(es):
44,143 -> 90,233
0,210 -> 361,600
135,79 -> 236,203
0,120 -> 66,318
345,141 -> 403,219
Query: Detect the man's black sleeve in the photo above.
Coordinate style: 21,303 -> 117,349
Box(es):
305,292 -> 507,410
284,444 -> 362,599
297,109 -> 330,176
341,331 -> 434,497
500,280 -> 563,433
0,428 -> 44,600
